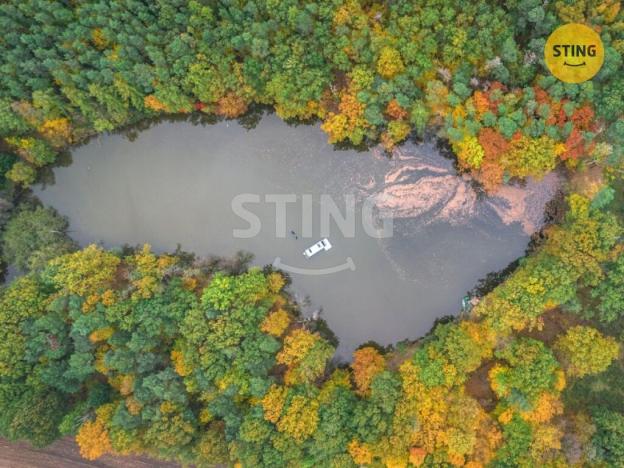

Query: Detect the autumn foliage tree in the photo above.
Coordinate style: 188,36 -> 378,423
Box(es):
554,326 -> 620,378
351,346 -> 385,395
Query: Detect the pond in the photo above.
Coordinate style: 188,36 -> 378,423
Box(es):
35,115 -> 559,357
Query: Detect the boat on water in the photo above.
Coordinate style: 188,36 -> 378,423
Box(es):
303,238 -> 332,258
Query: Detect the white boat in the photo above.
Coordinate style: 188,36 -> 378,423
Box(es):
303,238 -> 332,258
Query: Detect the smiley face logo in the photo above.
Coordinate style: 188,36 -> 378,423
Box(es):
544,23 -> 604,83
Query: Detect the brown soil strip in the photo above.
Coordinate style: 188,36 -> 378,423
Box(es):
0,437 -> 179,468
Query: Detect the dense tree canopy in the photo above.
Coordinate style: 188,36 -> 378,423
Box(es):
0,193 -> 621,466
1,204 -> 75,271
0,0 -> 622,190
0,0 -> 624,466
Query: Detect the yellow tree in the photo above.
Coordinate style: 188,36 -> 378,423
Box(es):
260,384 -> 288,424
276,329 -> 333,385
554,326 -> 620,378
276,395 -> 319,443
75,405 -> 115,460
377,47 -> 405,79
260,309 -> 291,337
48,244 -> 120,298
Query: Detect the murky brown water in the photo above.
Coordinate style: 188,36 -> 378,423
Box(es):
35,115 -> 557,356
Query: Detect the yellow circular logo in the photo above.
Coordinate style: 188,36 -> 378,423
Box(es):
544,23 -> 604,83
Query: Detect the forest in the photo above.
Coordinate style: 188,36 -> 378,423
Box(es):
1,0 -> 624,466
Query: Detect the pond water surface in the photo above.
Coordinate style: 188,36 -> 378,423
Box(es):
35,115 -> 558,357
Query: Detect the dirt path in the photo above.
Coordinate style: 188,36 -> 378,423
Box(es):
0,438 -> 179,468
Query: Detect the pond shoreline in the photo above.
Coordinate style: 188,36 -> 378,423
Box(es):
34,116 -> 551,356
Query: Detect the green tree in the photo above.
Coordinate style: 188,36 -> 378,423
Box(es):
590,254 -> 624,323
490,338 -> 560,409
591,408 -> 624,466
2,205 -> 76,271
0,383 -> 67,447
